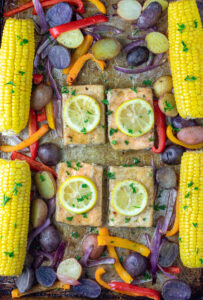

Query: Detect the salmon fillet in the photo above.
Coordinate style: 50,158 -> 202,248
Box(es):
62,85 -> 106,145
56,162 -> 103,226
108,166 -> 154,227
107,87 -> 154,150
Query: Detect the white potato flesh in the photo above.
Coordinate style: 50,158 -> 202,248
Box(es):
57,29 -> 84,49
117,0 -> 142,21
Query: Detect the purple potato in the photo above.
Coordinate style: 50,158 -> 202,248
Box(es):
39,225 -> 61,253
46,2 -> 73,27
15,267 -> 35,293
127,46 -> 149,66
123,252 -> 148,278
171,115 -> 197,129
38,143 -> 61,166
161,145 -> 185,165
137,2 -> 162,30
71,279 -> 101,298
162,280 -> 191,300
48,45 -> 71,69
35,266 -> 56,287
158,241 -> 179,268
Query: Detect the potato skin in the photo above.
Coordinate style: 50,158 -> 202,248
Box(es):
137,2 -> 162,30
92,38 -> 121,60
31,84 -> 53,111
158,93 -> 178,117
31,198 -> 48,228
177,126 -> 203,145
35,171 -> 57,200
82,234 -> 104,259
153,76 -> 173,97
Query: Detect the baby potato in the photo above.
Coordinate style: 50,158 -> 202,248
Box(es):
35,171 -> 57,200
92,38 -> 121,60
158,93 -> 178,117
31,198 -> 48,228
143,0 -> 168,11
145,32 -> 169,54
177,126 -> 203,145
57,29 -> 84,49
153,76 -> 173,98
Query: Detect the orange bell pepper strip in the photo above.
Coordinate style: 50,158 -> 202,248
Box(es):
46,100 -> 55,130
95,267 -> 113,291
166,192 -> 179,237
67,53 -> 106,85
12,281 -> 70,298
88,0 -> 107,14
63,35 -> 93,75
166,125 -> 203,149
99,227 -> 133,284
0,124 -> 49,152
97,235 -> 150,257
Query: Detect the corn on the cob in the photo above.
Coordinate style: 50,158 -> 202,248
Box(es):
0,18 -> 35,135
179,152 -> 203,268
168,0 -> 203,118
0,159 -> 31,276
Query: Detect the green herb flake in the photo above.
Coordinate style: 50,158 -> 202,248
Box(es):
81,127 -> 87,134
66,216 -> 73,221
164,100 -> 174,112
147,110 -> 152,114
194,187 -> 199,190
112,140 -> 117,145
178,237 -> 182,242
120,256 -> 124,263
183,205 -> 189,210
154,204 -> 166,211
90,227 -> 94,233
192,222 -> 198,228
130,183 -> 136,194
72,232 -> 79,239
133,157 -> 140,165
188,181 -> 194,187
107,171 -> 115,179
110,218 -> 114,222
110,241 -> 114,244
61,86 -> 69,94
177,23 -> 185,34
2,195 -> 11,207
5,81 -> 15,86
169,122 -> 180,132
84,118 -> 89,123
196,248 -> 199,254
128,129 -> 133,134
131,86 -> 137,93
77,192 -> 92,202
185,192 -> 190,198
71,89 -> 76,96
4,251 -> 14,257
142,79 -> 152,87
184,75 -> 197,82
101,125 -> 105,129
144,272 -> 151,280
200,258 -> 203,264
124,140 -> 129,145
181,40 -> 188,52
143,218 -> 146,221
130,76 -> 133,80
110,128 -> 118,136
105,88 -> 112,95
82,213 -> 87,218
102,99 -> 109,105
106,110 -> 113,116
149,136 -> 155,142
125,217 -> 131,223
13,182 -> 23,195
133,29 -> 140,36
194,19 -> 198,28
76,255 -> 81,261
18,71 -> 25,76
66,171 -> 70,176
82,184 -> 88,188
87,110 -> 93,115
66,161 -> 72,168
39,174 -> 45,182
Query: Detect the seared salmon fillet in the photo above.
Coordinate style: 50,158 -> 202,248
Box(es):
62,85 -> 105,145
56,162 -> 103,226
108,166 -> 154,227
107,88 -> 154,150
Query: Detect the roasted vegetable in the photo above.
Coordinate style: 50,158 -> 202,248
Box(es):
123,253 -> 148,278
36,266 -> 56,287
31,84 -> 53,111
57,258 -> 82,281
15,267 -> 35,293
137,2 -> 162,30
71,279 -> 101,299
92,38 -> 121,60
48,45 -> 71,69
162,280 -> 191,300
126,46 -> 149,66
39,225 -> 61,253
177,126 -> 203,145
143,0 -> 168,11
35,171 -> 57,200
38,143 -> 61,166
117,0 -> 142,21
158,242 -> 179,268
146,32 -> 169,54
153,76 -> 173,98
156,167 -> 177,189
46,2 -> 73,27
82,234 -> 104,259
158,93 -> 178,117
57,29 -> 84,49
161,145 -> 185,165
171,116 -> 197,129
31,198 -> 48,228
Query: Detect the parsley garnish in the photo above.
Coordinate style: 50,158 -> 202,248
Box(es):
184,75 -> 197,82
71,89 -> 76,96
12,182 -> 22,195
110,128 -> 118,136
82,213 -> 87,218
133,157 -> 140,165
154,204 -> 166,211
142,79 -> 152,87
66,216 -> 73,221
196,248 -> 199,254
124,140 -> 129,145
130,183 -> 136,194
102,99 -> 109,105
193,223 -> 198,228
149,136 -> 155,142
82,184 -> 88,188
72,232 -> 79,239
183,205 -> 189,210
87,110 -> 93,115
66,161 -> 72,168
194,187 -> 199,190
133,29 -> 140,36
120,256 -> 124,263
128,129 -> 133,134
81,127 -> 87,134
75,162 -> 82,170
4,251 -> 14,257
39,174 -> 45,182
110,241 -> 114,244
164,101 -> 173,112
2,195 -> 11,207
61,86 -> 69,94
84,118 -> 89,123
144,272 -> 151,280
77,192 -> 92,202
125,217 -> 131,223
147,110 -> 152,114
101,125 -> 105,128
131,86 -> 137,93
14,223 -> 17,228
178,237 -> 182,242
106,110 -> 113,116
181,41 -> 188,52
188,181 -> 194,187
18,71 -> 25,76
200,258 -> 203,264
5,81 -> 15,86
76,255 -> 81,261
105,88 -> 112,95
107,171 -> 115,179
17,35 -> 28,46
90,227 -> 94,232
169,123 -> 180,132
194,19 -> 198,28
185,192 -> 190,198
112,140 -> 117,145
177,23 -> 185,34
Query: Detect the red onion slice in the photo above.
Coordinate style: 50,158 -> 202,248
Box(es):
158,265 -> 177,280
51,241 -> 66,270
46,60 -> 61,100
57,274 -> 80,286
53,99 -> 63,138
81,246 -> 93,267
87,257 -> 115,267
161,189 -> 177,234
32,0 -> 49,34
123,40 -> 146,53
88,24 -> 123,35
115,62 -> 164,74
27,218 -> 51,250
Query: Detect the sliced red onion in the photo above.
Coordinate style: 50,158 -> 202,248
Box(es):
41,44 -> 53,59
112,3 -> 117,9
32,254 -> 44,269
53,99 -> 63,138
37,38 -> 51,56
87,257 -> 115,267
127,34 -> 147,40
32,0 -> 49,34
158,265 -> 177,280
161,189 -> 177,234
84,29 -> 101,41
48,197 -> 56,218
115,62 -> 164,75
9,136 -> 29,152
51,241 -> 66,270
123,40 -> 146,53
153,53 -> 163,65
88,24 -> 123,35
57,274 -> 80,286
145,234 -> 151,250
132,278 -> 152,285
46,60 -> 61,100
147,52 -> 154,66
34,54 -> 40,69
81,246 -> 93,267
27,218 -> 51,250
30,248 -> 54,264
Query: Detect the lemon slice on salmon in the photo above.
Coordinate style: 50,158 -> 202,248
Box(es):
59,176 -> 97,214
115,98 -> 154,137
63,95 -> 101,133
112,180 -> 148,216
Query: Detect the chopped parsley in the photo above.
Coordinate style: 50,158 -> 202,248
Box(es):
105,88 -> 112,95
194,19 -> 198,28
77,192 -> 92,202
71,232 -> 79,239
177,23 -> 185,34
14,223 -> 17,228
130,183 -> 136,194
17,35 -> 28,46
133,157 -> 140,165
196,248 -> 199,254
112,140 -> 117,145
184,75 -> 197,82
142,79 -> 152,87
39,174 -> 45,182
81,127 -> 87,134
106,110 -> 113,116
144,272 -> 151,280
169,123 -> 180,132
110,218 -> 114,222
5,81 -> 15,86
181,41 -> 188,52
110,128 -> 118,136
87,110 -> 93,115
90,227 -> 95,232
71,89 -> 76,96
185,192 -> 190,198
154,204 -> 166,211
125,217 -> 131,223
110,241 -> 114,244
84,118 -> 89,123
200,258 -> 203,264
101,125 -> 105,128
131,86 -> 137,93
133,29 -> 140,36
82,184 -> 88,188
11,89 -> 15,94
66,161 -> 82,171
178,237 -> 182,242
76,255 -> 81,261
147,110 -> 152,114
164,101 -> 173,112
2,195 -> 11,207
66,216 -> 73,221
188,181 -> 194,187
194,187 -> 199,190
107,171 -> 115,179
61,86 -> 69,94
143,218 -> 146,221
18,71 -> 25,76
124,140 -> 129,145
192,223 -> 198,228
130,76 -> 133,80
4,251 -> 14,257
12,182 -> 22,195
149,136 -> 155,142
102,99 -> 109,105
183,205 -> 189,210
82,213 -> 87,218
120,256 -> 124,263
128,129 -> 133,134
66,161 -> 72,168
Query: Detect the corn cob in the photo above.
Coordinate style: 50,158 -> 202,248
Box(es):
0,19 -> 35,135
168,0 -> 203,118
179,152 -> 203,268
0,159 -> 31,276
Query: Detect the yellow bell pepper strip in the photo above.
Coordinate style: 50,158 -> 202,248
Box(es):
67,53 -> 106,85
88,0 -> 107,14
166,192 -> 179,237
99,227 -> 133,284
95,267 -> 113,291
46,100 -> 55,130
0,124 -> 49,152
97,235 -> 150,257
166,125 -> 203,149
63,35 -> 93,75
12,282 -> 70,298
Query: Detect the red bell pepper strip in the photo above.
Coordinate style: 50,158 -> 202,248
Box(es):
162,266 -> 181,274
37,109 -> 47,122
11,152 -> 57,177
28,109 -> 38,160
152,101 -> 166,154
109,282 -> 161,300
33,74 -> 44,85
50,15 -> 108,39
4,0 -> 84,17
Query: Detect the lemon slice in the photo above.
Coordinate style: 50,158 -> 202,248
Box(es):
59,176 -> 97,214
63,95 -> 101,133
112,180 -> 148,216
115,98 -> 154,137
